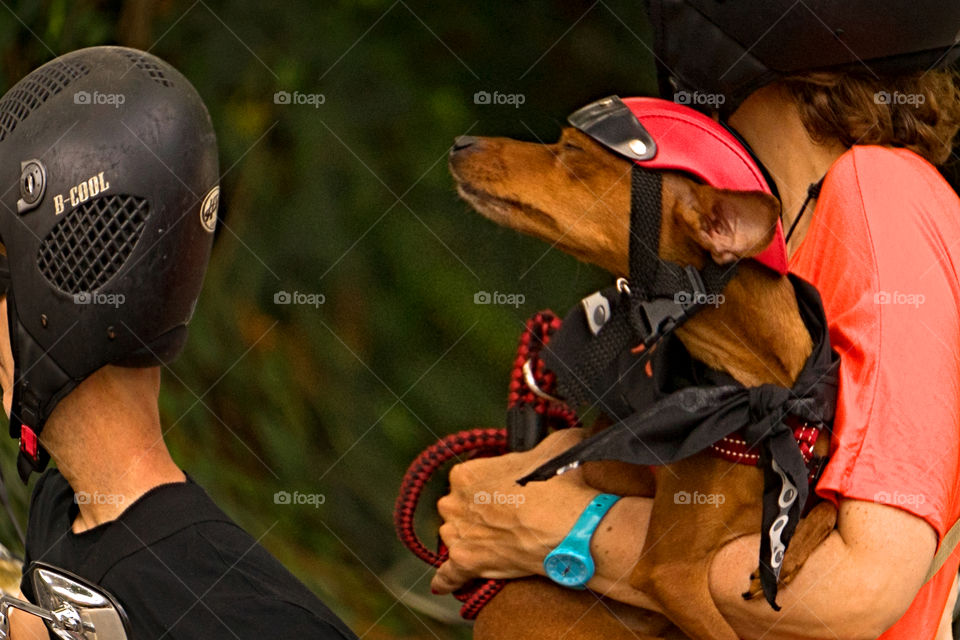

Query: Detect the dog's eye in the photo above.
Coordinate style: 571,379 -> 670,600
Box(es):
562,142 -> 583,152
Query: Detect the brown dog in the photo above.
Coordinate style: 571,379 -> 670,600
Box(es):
446,126 -> 837,640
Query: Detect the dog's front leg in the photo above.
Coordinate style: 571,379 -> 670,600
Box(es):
744,500 -> 838,600
631,457 -> 763,640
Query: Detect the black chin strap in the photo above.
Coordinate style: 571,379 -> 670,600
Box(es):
5,292 -> 63,483
784,179 -> 825,246
628,167 -> 734,305
546,166 -> 736,408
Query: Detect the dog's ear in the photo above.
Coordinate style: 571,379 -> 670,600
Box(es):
688,187 -> 781,265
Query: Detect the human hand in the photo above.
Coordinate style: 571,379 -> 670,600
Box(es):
431,428 -> 597,594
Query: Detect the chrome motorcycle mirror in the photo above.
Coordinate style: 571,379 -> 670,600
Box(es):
0,563 -> 131,640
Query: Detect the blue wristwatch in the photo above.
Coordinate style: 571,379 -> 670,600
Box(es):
543,493 -> 621,589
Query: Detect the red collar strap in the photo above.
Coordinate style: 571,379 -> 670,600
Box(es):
708,417 -> 827,487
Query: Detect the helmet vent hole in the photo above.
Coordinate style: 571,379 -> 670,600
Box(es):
37,194 -> 150,295
121,51 -> 173,87
0,60 -> 90,142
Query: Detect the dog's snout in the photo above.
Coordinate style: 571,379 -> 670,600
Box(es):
452,135 -> 480,152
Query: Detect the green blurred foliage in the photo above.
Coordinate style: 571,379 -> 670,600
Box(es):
0,1 -> 656,636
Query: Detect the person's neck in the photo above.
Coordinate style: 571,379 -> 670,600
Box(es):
39,366 -> 185,533
726,84 -> 848,255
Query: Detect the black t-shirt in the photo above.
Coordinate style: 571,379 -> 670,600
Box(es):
20,470 -> 357,640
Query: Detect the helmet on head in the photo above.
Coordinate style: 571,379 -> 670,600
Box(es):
648,0 -> 960,116
569,95 -> 788,274
0,46 -> 219,480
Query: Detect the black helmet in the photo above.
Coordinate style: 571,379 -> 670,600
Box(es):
649,0 -> 960,116
0,46 -> 219,479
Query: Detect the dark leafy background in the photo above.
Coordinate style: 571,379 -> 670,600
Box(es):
0,1 -> 656,637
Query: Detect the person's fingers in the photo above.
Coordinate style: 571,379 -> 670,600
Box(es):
430,565 -> 457,594
430,428 -> 592,599
447,458 -> 483,488
436,493 -> 458,520
431,551 -> 474,594
438,521 -> 458,547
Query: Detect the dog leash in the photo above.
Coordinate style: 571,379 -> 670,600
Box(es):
394,311 -> 579,619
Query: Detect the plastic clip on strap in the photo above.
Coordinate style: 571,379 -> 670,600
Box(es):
506,406 -> 547,453
16,391 -> 48,482
632,264 -> 706,347
625,167 -> 734,349
17,430 -> 47,483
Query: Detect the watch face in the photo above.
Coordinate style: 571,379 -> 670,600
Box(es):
544,552 -> 591,588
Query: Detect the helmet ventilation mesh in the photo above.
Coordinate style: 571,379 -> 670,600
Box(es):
37,195 -> 150,295
0,60 -> 90,142
122,51 -> 173,87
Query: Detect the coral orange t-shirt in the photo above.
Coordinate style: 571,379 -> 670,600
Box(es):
790,146 -> 960,638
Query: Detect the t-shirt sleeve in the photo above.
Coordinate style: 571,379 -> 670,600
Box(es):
791,146 -> 960,540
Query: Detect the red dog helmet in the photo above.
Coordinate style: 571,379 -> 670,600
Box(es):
569,96 -> 789,275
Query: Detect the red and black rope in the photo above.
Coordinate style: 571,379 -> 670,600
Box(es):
394,311 -> 577,619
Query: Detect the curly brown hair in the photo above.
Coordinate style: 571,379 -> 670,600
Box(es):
782,70 -> 960,166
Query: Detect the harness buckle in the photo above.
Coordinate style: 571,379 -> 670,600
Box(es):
634,265 -> 708,346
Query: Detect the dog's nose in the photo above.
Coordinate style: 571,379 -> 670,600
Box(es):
452,135 -> 479,152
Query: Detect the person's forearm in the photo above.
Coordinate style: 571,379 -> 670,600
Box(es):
709,528 -> 921,640
8,593 -> 50,639
584,495 -> 662,613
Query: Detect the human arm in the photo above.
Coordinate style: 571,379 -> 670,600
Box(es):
430,429 -> 662,612
431,426 -> 946,640
710,499 -> 936,640
7,594 -> 51,640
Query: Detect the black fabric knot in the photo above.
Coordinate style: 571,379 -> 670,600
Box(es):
746,384 -> 791,427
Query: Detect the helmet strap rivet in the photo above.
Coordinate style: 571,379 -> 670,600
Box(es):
628,139 -> 648,156
40,314 -> 47,328
107,326 -> 116,340
17,159 -> 47,214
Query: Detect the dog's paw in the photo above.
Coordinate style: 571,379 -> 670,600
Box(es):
742,571 -> 763,601
742,566 -> 805,601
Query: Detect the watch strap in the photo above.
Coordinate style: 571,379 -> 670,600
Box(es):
557,493 -> 621,554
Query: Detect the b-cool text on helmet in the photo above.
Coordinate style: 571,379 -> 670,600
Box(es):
53,171 -> 111,215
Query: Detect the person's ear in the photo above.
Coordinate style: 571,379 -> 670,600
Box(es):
685,186 -> 781,264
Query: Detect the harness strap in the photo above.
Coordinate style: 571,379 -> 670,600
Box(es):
628,167 -> 664,300
77,480 -> 233,584
925,517 -> 960,583
552,166 -> 737,408
628,167 -> 733,303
